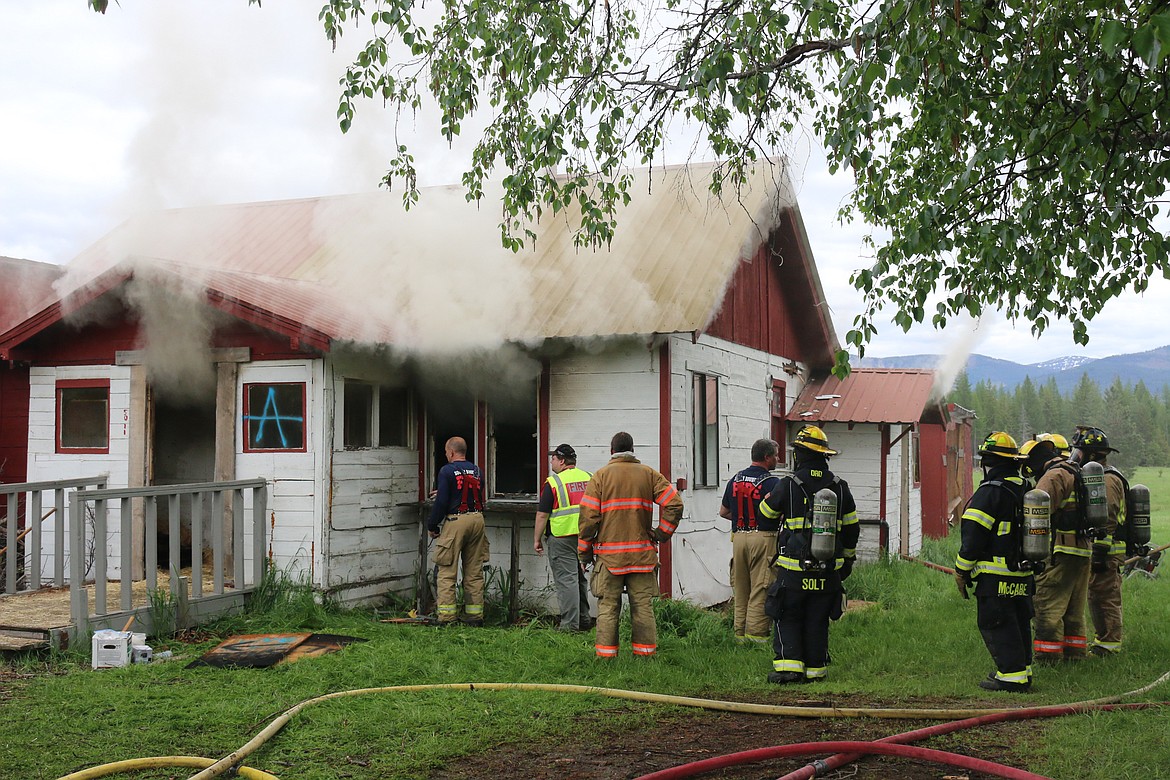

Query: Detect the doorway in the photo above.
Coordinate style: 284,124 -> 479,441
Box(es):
150,387 -> 217,568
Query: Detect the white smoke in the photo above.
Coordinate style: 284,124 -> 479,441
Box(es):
931,314 -> 987,399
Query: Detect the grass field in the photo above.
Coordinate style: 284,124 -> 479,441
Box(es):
0,479 -> 1168,779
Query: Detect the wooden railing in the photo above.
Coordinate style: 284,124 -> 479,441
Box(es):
1,475 -> 108,595
68,479 -> 268,635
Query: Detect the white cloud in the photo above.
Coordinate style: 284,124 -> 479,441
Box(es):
1,0 -> 1165,363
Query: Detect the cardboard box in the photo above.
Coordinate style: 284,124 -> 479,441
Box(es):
131,644 -> 153,664
91,630 -> 132,669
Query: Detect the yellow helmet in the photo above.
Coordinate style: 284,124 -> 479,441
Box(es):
978,431 -> 1021,459
793,425 -> 837,456
1036,432 -> 1071,457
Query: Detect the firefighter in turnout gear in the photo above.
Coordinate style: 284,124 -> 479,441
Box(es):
720,439 -> 782,643
760,425 -> 859,684
578,432 -> 683,659
427,436 -> 489,626
1069,426 -> 1127,656
1020,436 -> 1091,662
955,432 -> 1036,692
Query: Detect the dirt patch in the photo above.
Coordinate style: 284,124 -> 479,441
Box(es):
430,701 -> 1033,780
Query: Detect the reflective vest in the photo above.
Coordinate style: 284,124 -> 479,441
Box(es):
546,467 -> 592,537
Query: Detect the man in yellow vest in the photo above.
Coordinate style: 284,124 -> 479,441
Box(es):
533,443 -> 593,632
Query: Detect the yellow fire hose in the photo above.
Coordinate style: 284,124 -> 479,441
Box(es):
56,673 -> 1170,780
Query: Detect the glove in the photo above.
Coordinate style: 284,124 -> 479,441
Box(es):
649,527 -> 668,544
839,558 -> 854,581
1091,545 -> 1111,573
954,569 -> 971,600
579,550 -> 595,568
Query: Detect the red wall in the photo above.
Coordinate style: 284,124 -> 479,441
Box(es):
0,365 -> 31,483
19,300 -> 316,366
706,240 -> 805,361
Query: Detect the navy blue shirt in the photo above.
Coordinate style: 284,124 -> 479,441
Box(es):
721,465 -> 782,532
427,460 -> 484,533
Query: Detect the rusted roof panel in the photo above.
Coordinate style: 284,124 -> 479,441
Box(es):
788,368 -> 941,424
50,162 -> 815,350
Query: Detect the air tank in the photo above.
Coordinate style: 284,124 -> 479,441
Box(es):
1127,484 -> 1152,548
1022,488 -> 1051,562
809,487 -> 839,563
1081,460 -> 1108,531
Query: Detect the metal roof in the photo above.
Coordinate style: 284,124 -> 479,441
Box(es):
43,162 -> 807,350
0,257 -> 62,333
787,368 -> 944,425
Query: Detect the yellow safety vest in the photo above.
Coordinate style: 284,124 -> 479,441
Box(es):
547,467 -> 592,537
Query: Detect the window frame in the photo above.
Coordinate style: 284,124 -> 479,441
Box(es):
340,380 -> 413,451
55,378 -> 111,454
770,378 -> 787,456
242,381 -> 308,453
692,372 -> 720,489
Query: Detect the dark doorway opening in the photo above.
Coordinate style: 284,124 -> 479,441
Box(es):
150,390 -> 216,569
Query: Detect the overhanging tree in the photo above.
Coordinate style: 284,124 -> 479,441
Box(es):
90,1 -> 1170,376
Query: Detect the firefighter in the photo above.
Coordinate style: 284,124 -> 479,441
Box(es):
954,432 -> 1035,692
719,438 -> 782,643
1019,436 -> 1090,662
578,432 -> 683,659
1036,432 -> 1072,460
1069,426 -> 1127,656
427,436 -> 489,626
759,425 -> 859,683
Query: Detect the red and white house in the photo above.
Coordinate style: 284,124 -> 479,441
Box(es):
0,162 -> 969,609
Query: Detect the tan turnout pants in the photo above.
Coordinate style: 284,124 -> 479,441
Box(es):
1033,553 -> 1090,660
591,563 -> 658,658
1087,553 -> 1125,653
434,512 -> 489,623
731,531 -> 778,641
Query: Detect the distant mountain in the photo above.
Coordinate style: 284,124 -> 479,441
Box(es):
856,345 -> 1170,393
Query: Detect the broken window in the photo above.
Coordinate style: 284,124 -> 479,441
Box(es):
243,382 -> 306,452
692,373 -> 719,488
57,379 -> 110,453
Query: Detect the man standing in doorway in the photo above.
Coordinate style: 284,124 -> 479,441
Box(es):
578,431 -> 683,659
533,443 -> 593,632
720,439 -> 782,643
427,436 -> 489,626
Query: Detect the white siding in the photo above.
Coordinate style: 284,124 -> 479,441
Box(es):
819,422 -> 923,560
26,365 -> 132,581
546,340 -> 659,472
667,333 -> 810,607
236,360 -> 320,584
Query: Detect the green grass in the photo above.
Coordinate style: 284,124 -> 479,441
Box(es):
3,504 -> 1170,779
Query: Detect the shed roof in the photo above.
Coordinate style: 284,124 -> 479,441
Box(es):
2,161 -> 838,360
788,368 -> 945,425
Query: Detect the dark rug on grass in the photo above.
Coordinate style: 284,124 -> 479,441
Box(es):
186,633 -> 365,669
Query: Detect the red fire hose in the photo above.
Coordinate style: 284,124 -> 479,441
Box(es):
633,701 -> 1166,780
775,701 -> 1162,780
634,740 -> 1050,780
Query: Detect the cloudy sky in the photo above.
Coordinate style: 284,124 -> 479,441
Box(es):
2,1 -> 1166,364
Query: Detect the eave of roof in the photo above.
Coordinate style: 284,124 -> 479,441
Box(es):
788,368 -> 945,425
